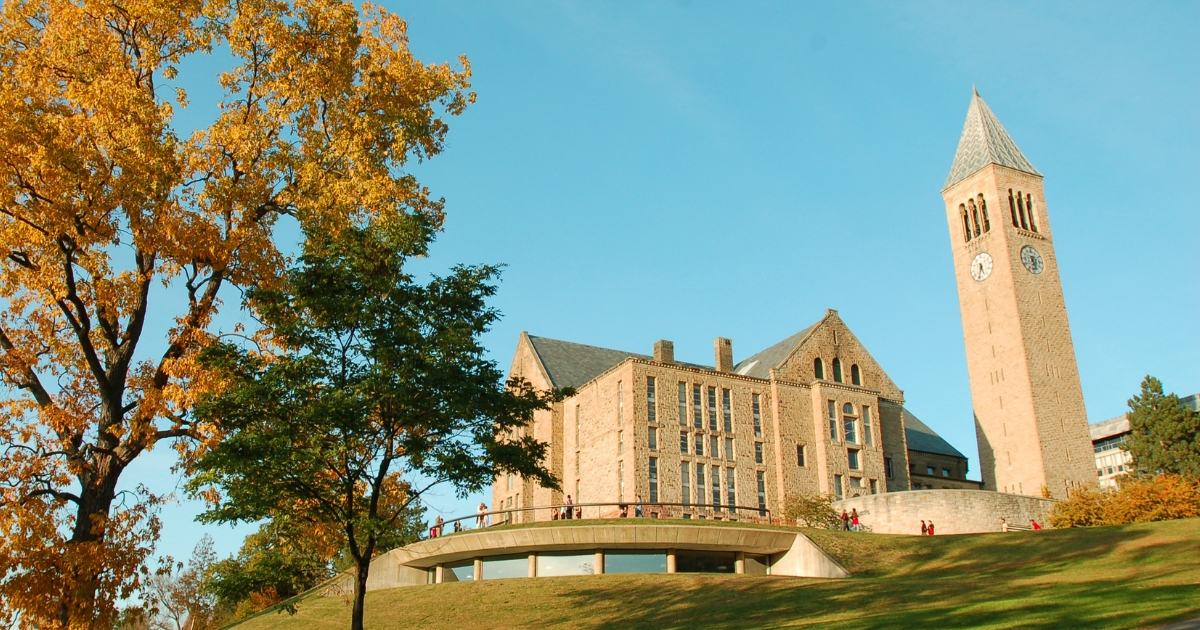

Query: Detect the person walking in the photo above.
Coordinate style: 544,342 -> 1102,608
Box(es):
1030,519 -> 1042,530
850,509 -> 860,532
564,494 -> 574,520
841,510 -> 850,531
433,515 -> 444,538
927,521 -> 935,536
920,520 -> 927,536
1000,517 -> 1009,533
635,495 -> 644,518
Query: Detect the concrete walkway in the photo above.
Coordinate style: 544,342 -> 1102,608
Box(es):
1159,618 -> 1200,629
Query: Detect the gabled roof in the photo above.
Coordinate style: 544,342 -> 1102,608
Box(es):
526,336 -> 711,390
943,88 -> 1041,190
732,323 -> 819,380
902,408 -> 966,459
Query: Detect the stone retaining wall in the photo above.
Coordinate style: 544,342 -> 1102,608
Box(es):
833,489 -> 1055,535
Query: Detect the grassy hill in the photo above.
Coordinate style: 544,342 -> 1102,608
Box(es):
230,517 -> 1200,629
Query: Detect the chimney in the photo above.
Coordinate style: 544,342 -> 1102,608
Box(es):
653,340 -> 674,364
715,337 -> 733,373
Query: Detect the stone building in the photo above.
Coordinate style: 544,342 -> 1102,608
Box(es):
941,89 -> 1097,500
492,310 -> 973,519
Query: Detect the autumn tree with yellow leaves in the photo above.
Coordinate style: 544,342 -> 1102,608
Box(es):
0,0 -> 472,625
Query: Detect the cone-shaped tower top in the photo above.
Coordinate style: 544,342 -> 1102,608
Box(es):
943,89 -> 1040,190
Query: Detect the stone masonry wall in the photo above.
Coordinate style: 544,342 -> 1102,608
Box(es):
833,490 -> 1056,535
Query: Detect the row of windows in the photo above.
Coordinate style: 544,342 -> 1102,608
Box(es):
679,462 -> 738,510
1093,433 -> 1128,453
813,358 -> 863,386
831,474 -> 879,500
826,401 -> 874,446
959,190 -> 1040,244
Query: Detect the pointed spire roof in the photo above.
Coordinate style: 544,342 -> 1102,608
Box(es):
943,88 -> 1040,190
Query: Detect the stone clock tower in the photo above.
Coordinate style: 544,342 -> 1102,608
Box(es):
941,88 -> 1096,500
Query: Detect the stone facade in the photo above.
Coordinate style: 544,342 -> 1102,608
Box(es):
492,311 -> 973,520
942,91 -> 1096,500
833,489 -> 1055,535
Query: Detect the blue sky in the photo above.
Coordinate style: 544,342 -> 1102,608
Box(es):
126,1 -> 1199,562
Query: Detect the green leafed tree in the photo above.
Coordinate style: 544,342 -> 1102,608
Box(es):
1125,376 -> 1200,479
186,223 -> 563,630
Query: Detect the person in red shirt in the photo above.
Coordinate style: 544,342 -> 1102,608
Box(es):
927,521 -> 935,536
1031,519 -> 1043,530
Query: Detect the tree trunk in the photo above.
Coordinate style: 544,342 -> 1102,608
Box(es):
60,455 -> 121,627
352,557 -> 370,630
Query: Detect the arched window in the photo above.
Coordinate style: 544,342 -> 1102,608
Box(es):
978,195 -> 990,233
832,358 -> 843,383
959,204 -> 971,242
1026,193 -> 1038,232
968,199 -> 981,237
813,357 -> 824,380
1017,191 -> 1029,230
850,364 -> 861,386
1008,189 -> 1019,227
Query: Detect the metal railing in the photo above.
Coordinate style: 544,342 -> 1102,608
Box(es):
427,501 -> 772,538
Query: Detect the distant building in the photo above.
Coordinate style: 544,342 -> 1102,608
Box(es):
493,310 -> 978,520
1090,393 -> 1198,488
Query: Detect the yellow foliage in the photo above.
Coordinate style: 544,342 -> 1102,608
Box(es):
0,0 -> 472,625
1051,475 -> 1200,528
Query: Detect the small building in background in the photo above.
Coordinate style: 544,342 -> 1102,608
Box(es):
1090,393 -> 1197,489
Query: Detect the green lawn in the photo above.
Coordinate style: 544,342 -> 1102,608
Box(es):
230,517 -> 1200,629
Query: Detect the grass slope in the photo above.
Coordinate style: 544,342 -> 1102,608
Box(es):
231,517 -> 1200,629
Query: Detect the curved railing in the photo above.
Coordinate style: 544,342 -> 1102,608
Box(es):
427,501 -> 772,538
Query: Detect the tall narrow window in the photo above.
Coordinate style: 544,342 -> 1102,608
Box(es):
617,430 -> 623,454
885,457 -> 893,479
575,406 -> 581,448
695,433 -> 703,457
814,358 -> 824,380
646,377 -> 656,424
1026,193 -> 1038,232
648,426 -> 657,451
692,385 -> 702,429
754,442 -> 764,464
1017,192 -> 1029,229
796,444 -> 806,467
756,471 -> 767,515
618,382 -> 624,424
710,435 -> 718,459
969,199 -> 981,237
696,464 -> 706,507
681,463 -> 690,507
722,389 -> 732,433
726,469 -> 736,509
711,465 -> 721,511
680,431 -> 689,454
725,437 -> 734,461
678,382 -> 687,427
618,460 -> 624,501
1008,189 -> 1019,227
960,204 -> 971,242
832,359 -> 843,383
827,400 -> 838,442
870,479 -> 878,494
707,387 -> 717,432
576,479 -> 580,503
862,405 -> 873,447
850,364 -> 861,386
834,474 -> 844,500
848,449 -> 861,470
978,195 -> 991,232
752,394 -> 762,437
843,403 -> 857,444
649,458 -> 658,503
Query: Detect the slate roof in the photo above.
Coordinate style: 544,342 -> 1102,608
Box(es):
944,88 -> 1041,190
902,408 -> 967,459
732,324 -> 819,379
526,336 -> 711,390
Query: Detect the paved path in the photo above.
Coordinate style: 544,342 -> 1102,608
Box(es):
1159,618 -> 1200,630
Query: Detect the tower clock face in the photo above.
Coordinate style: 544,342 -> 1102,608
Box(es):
970,252 -> 993,281
1021,246 -> 1045,274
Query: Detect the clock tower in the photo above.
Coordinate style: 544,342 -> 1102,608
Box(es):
941,88 -> 1096,500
